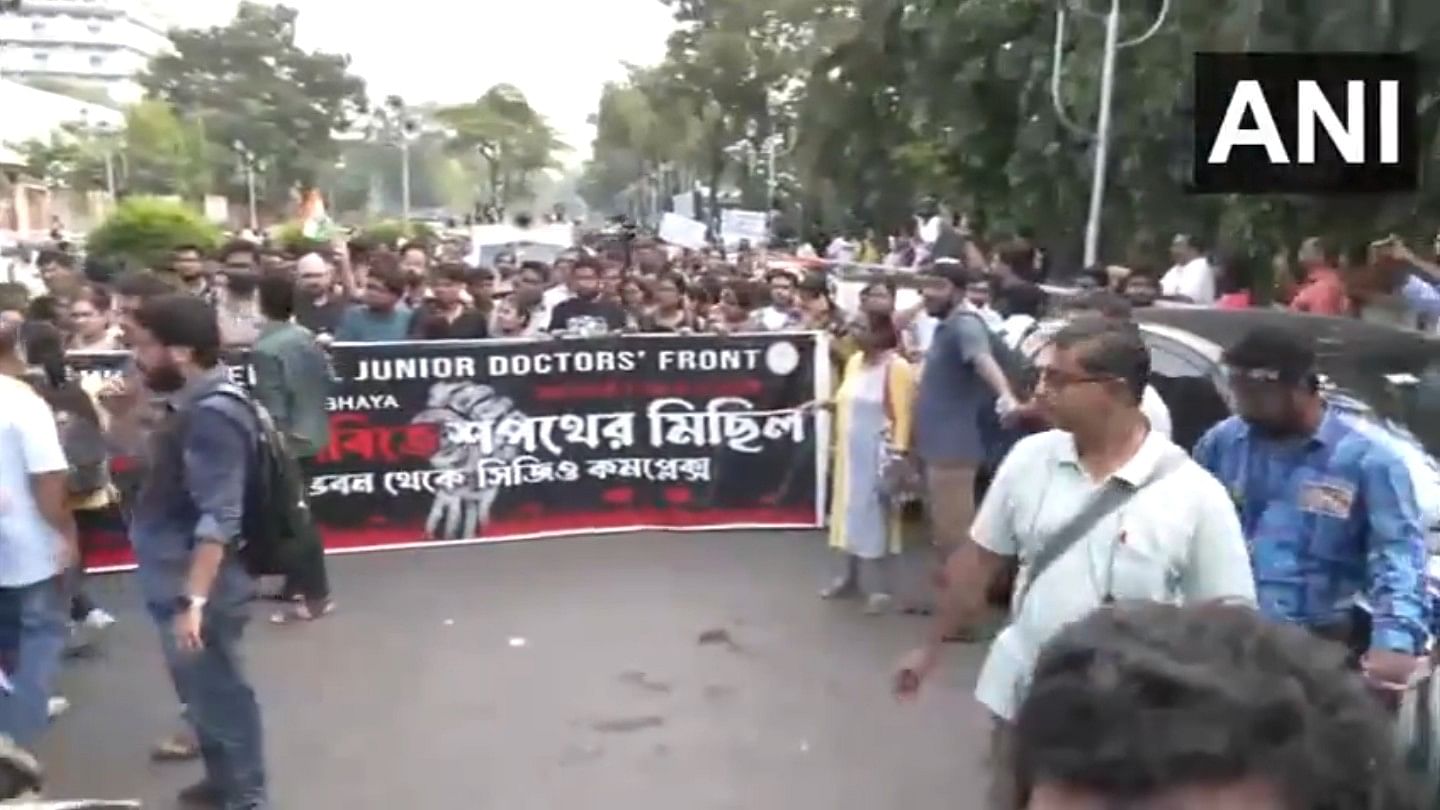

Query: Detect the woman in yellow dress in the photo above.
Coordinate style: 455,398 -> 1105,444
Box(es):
820,311 -> 915,614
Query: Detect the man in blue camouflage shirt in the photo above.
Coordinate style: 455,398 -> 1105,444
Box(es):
1194,325 -> 1429,695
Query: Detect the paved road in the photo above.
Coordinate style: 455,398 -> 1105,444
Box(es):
41,530 -> 996,808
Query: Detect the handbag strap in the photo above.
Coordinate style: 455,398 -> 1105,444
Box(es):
1014,448 -> 1187,609
881,356 -> 895,428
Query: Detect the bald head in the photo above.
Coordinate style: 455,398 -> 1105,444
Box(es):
296,252 -> 334,298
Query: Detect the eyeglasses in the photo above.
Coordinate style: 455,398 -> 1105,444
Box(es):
1222,366 -> 1288,385
1036,367 -> 1115,390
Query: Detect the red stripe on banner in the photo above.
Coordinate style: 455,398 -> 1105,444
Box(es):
83,506 -> 820,572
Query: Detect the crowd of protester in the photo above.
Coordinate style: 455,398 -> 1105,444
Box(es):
1,206 -> 1439,807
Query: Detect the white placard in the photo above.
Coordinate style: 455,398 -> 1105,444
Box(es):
720,209 -> 768,246
658,212 -> 709,249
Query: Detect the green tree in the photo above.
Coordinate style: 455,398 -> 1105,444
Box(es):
434,85 -> 567,209
86,196 -> 221,272
143,2 -> 368,204
122,100 -> 213,200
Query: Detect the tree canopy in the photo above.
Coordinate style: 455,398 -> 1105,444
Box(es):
142,1 -> 368,203
584,0 -> 1440,269
434,84 -> 568,210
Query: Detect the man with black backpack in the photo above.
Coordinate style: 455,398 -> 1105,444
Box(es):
103,294 -> 269,809
907,264 -> 1024,589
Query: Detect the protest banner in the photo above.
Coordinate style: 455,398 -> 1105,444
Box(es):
68,333 -> 830,571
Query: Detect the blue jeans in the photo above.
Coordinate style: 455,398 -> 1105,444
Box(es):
0,577 -> 67,750
155,603 -> 268,810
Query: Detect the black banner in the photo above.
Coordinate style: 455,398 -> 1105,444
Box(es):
69,333 -> 827,569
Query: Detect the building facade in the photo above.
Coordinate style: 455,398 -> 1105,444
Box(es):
0,0 -> 172,104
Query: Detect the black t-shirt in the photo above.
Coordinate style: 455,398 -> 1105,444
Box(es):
409,303 -> 489,340
295,296 -> 349,336
547,297 -> 628,333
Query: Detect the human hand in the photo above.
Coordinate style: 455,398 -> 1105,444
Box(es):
893,645 -> 940,702
173,605 -> 204,653
1361,648 -> 1425,692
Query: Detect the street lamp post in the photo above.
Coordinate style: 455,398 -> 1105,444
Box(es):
381,96 -> 418,225
1051,0 -> 1171,268
233,140 -> 258,231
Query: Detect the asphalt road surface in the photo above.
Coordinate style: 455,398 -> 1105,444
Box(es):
41,530 -> 996,808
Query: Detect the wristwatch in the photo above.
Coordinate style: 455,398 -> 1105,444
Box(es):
175,595 -> 208,612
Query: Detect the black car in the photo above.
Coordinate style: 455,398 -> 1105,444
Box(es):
1020,307 -> 1440,537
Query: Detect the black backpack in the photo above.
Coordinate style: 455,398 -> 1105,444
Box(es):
195,384 -> 314,577
954,310 -> 1038,399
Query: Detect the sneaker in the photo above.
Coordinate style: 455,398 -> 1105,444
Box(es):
863,593 -> 893,616
81,608 -> 117,630
818,577 -> 857,600
47,696 -> 69,720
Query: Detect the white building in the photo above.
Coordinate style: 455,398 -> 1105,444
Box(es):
0,79 -> 124,238
0,0 -> 173,105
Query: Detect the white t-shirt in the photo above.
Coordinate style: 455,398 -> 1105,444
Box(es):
0,376 -> 69,587
971,428 -> 1255,721
1160,257 -> 1216,304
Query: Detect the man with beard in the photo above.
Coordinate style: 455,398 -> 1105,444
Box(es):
751,269 -> 803,331
398,242 -> 431,308
215,268 -> 263,349
292,253 -> 347,337
172,245 -> 211,302
547,258 -> 627,334
109,294 -> 269,808
1194,326 -> 1428,694
909,263 -> 1020,563
100,271 -> 208,764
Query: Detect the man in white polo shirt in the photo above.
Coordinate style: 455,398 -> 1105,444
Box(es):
0,323 -> 76,751
894,316 -> 1255,724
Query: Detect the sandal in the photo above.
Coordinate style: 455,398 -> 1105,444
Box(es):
151,730 -> 200,762
270,599 -> 335,625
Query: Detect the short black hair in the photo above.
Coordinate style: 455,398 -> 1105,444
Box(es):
218,240 -> 259,265
466,266 -> 495,284
134,294 -> 221,368
1004,601 -> 1415,810
431,263 -> 468,285
36,249 -> 74,270
257,272 -> 296,322
1222,325 -> 1316,384
922,262 -> 976,289
1069,290 -> 1134,321
112,270 -> 174,301
25,295 -> 62,324
173,244 -> 203,257
369,262 -> 408,297
1001,282 -> 1045,318
1049,315 -> 1149,404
